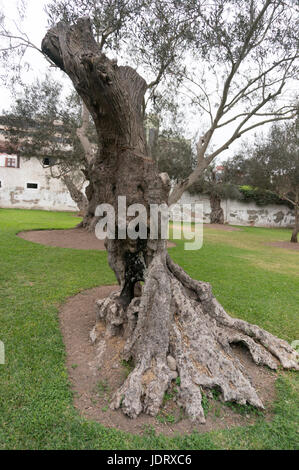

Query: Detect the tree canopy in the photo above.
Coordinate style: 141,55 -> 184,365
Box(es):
2,76 -> 97,169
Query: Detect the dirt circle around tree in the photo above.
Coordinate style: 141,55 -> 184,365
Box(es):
17,228 -> 177,250
17,224 -> 242,251
59,284 -> 278,436
266,241 -> 299,251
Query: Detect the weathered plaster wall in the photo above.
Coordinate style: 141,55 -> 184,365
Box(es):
0,157 -> 78,211
224,198 -> 294,228
0,160 -> 294,228
173,191 -> 294,228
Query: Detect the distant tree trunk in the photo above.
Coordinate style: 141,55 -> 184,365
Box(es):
291,205 -> 298,243
75,102 -> 99,229
78,167 -> 98,230
210,193 -> 224,224
62,174 -> 88,215
42,18 -> 298,423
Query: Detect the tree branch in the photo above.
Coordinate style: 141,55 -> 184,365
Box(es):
76,101 -> 95,164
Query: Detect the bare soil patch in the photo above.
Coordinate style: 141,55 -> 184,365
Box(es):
266,241 -> 299,251
59,285 -> 277,436
204,223 -> 242,231
18,228 -> 176,250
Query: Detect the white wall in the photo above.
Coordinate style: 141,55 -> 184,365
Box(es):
0,160 -> 295,228
223,198 -> 294,228
170,193 -> 211,223
0,156 -> 78,211
173,191 -> 294,228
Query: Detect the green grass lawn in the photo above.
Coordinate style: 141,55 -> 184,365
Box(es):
0,208 -> 298,450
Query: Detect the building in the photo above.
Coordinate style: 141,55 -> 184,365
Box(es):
0,154 -> 78,211
0,121 -> 78,211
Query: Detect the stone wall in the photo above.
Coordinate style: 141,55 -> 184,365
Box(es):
173,191 -> 294,228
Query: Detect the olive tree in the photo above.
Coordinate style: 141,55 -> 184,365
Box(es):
40,3 -> 298,423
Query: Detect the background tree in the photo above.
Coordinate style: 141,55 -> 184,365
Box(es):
188,165 -> 241,224
227,119 -> 299,242
2,77 -> 98,213
167,0 -> 298,203
145,115 -> 194,183
41,15 -> 298,424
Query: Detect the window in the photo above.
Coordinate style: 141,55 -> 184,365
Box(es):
5,157 -> 16,168
0,154 -> 19,168
26,183 -> 38,189
42,157 -> 56,167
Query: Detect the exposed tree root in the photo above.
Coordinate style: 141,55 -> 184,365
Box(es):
91,252 -> 299,423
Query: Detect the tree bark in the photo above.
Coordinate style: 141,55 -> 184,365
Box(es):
290,205 -> 298,243
209,193 -> 224,224
42,18 -> 298,423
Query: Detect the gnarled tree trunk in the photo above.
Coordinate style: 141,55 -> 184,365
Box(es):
210,193 -> 224,224
42,18 -> 298,423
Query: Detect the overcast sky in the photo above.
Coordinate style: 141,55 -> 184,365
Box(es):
0,0 -> 66,108
0,0 -> 46,64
